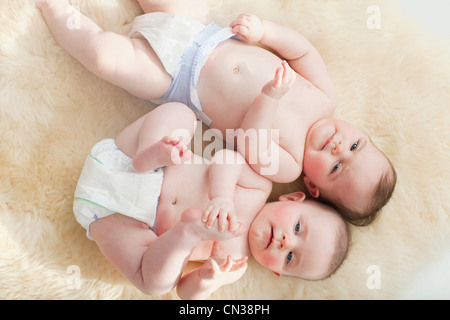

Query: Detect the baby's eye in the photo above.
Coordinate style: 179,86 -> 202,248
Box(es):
295,222 -> 301,234
331,162 -> 341,173
350,141 -> 359,151
286,252 -> 293,264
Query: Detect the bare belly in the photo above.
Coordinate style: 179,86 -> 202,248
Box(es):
198,39 -> 283,134
196,39 -> 328,162
155,160 -> 210,237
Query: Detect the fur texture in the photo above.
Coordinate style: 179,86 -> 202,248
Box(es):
1,0 -> 449,299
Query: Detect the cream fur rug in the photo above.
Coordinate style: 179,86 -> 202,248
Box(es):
1,0 -> 449,300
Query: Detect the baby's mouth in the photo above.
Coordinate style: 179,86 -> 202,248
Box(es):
321,132 -> 336,150
266,227 -> 274,249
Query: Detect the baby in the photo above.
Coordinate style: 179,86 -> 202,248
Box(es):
73,102 -> 349,299
34,0 -> 396,225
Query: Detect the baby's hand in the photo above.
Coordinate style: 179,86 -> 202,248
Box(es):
262,61 -> 296,100
181,208 -> 243,241
230,13 -> 264,43
199,242 -> 248,285
202,197 -> 237,232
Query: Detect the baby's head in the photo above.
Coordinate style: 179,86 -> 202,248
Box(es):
303,118 -> 397,226
248,192 -> 349,280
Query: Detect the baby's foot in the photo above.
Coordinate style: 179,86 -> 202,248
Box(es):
132,136 -> 192,172
159,136 -> 193,165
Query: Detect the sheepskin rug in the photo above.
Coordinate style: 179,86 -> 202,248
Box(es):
1,0 -> 449,300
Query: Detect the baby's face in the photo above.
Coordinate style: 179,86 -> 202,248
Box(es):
248,193 -> 342,280
303,118 -> 390,213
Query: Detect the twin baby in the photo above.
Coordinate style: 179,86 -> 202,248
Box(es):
34,0 -> 396,299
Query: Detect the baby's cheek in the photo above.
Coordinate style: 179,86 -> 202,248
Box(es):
258,252 -> 280,271
304,156 -> 328,182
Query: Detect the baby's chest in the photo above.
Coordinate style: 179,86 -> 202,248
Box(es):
274,115 -> 306,161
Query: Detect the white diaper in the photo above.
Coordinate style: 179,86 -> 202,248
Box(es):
73,139 -> 164,240
129,12 -> 206,77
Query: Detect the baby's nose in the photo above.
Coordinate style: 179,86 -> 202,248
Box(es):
278,233 -> 290,249
331,140 -> 343,155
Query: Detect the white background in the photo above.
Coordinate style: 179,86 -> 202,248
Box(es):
392,0 -> 450,299
394,0 -> 450,42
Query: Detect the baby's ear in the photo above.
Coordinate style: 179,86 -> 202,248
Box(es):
303,176 -> 320,198
279,191 -> 306,202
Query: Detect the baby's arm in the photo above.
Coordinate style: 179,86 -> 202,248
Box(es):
176,242 -> 247,299
237,62 -> 302,183
202,149 -> 245,232
231,13 -> 337,105
203,148 -> 273,228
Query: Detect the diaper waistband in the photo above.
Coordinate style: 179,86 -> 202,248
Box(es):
188,22 -> 235,89
153,22 -> 235,125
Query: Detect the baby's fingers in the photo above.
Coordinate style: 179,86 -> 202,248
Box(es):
205,207 -> 220,229
228,212 -> 238,232
234,256 -> 248,264
273,66 -> 283,87
202,206 -> 211,224
218,208 -> 232,232
223,256 -> 248,272
208,257 -> 221,274
231,25 -> 250,41
231,257 -> 248,271
222,255 -> 234,272
282,61 -> 296,85
230,14 -> 250,30
233,13 -> 251,25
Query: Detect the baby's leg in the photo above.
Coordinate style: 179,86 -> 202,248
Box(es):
35,0 -> 172,100
90,212 -> 201,296
115,102 -> 197,172
137,0 -> 212,25
90,208 -> 242,296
